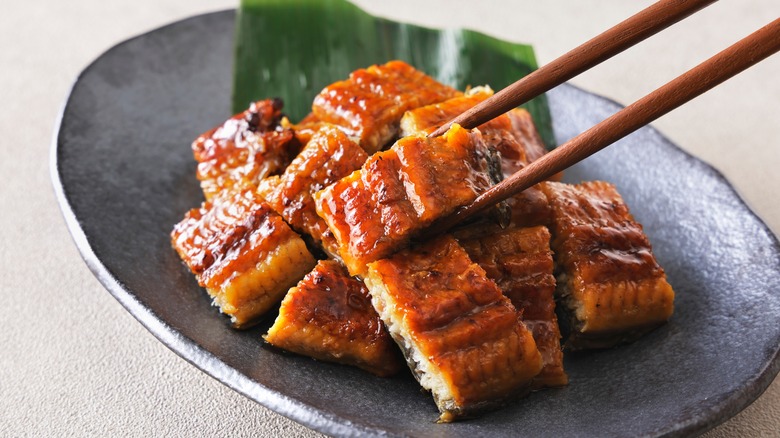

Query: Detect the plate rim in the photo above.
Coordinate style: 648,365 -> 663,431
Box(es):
49,9 -> 780,438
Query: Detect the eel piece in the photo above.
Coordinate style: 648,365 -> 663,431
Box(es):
171,189 -> 316,328
315,123 -> 494,276
400,88 -> 552,227
400,87 -> 527,176
458,226 -> 568,389
365,236 -> 543,422
192,99 -> 301,201
399,87 -> 549,178
265,260 -> 404,377
312,60 -> 460,153
399,87 -> 495,136
505,107 -> 548,166
259,125 -> 368,258
476,108 -> 553,226
540,181 -> 675,350
282,112 -> 325,146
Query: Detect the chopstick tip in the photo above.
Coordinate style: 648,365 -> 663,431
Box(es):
428,123 -> 450,138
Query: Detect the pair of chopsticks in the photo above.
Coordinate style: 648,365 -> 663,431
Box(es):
429,0 -> 779,232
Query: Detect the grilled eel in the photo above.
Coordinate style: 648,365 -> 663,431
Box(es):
401,87 -> 553,227
365,235 -> 542,422
192,99 -> 302,201
315,123 -> 495,276
457,225 -> 568,389
259,125 -> 368,258
540,181 -> 675,350
265,260 -> 404,377
312,60 -> 460,153
171,189 -> 316,328
400,87 -> 541,177
283,112 -> 324,147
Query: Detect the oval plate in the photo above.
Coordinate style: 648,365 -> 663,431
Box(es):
51,10 -> 780,438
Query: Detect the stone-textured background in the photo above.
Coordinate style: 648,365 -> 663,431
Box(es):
1,1 -> 777,436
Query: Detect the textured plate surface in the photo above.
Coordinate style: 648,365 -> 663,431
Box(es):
52,10 -> 780,438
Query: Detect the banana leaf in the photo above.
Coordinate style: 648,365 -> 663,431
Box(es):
233,0 -> 554,148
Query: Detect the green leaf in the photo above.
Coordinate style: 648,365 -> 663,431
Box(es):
234,0 -> 554,148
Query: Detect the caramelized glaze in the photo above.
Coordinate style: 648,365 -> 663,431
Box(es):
399,89 -> 491,136
265,260 -> 403,377
282,112 -> 325,146
192,99 -> 301,200
315,124 -> 493,276
259,125 -> 368,257
458,226 -> 567,388
171,189 -> 315,327
365,236 -> 542,421
541,181 -> 675,349
312,60 -> 459,152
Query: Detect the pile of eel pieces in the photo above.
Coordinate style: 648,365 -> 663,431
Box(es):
171,61 -> 675,422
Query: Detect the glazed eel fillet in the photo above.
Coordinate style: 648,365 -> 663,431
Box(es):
315,123 -> 495,276
259,125 -> 368,258
191,99 -> 302,201
365,236 -> 542,422
457,226 -> 567,389
540,181 -> 675,349
265,260 -> 404,377
171,189 -> 316,328
400,87 -> 548,173
401,88 -> 552,227
312,60 -> 460,153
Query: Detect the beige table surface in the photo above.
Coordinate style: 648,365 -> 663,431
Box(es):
1,0 -> 778,436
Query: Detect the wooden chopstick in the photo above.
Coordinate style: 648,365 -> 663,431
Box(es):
430,17 -> 780,233
428,0 -> 718,138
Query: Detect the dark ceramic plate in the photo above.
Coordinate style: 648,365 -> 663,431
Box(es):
52,10 -> 780,438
